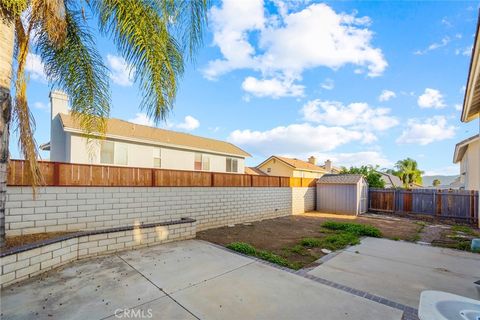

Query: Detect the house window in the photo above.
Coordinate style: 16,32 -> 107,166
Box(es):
194,153 -> 210,171
226,158 -> 238,173
153,147 -> 161,168
267,167 -> 271,173
100,141 -> 114,164
114,142 -> 128,165
100,141 -> 128,165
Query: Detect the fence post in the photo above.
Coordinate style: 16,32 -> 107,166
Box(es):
211,172 -> 215,187
53,162 -> 60,186
151,169 -> 156,187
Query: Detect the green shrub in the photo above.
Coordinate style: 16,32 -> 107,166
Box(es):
322,221 -> 382,237
320,233 -> 360,250
257,250 -> 290,267
226,242 -> 256,255
451,225 -> 476,235
300,237 -> 323,248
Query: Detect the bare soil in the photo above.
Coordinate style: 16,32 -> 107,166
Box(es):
5,232 -> 74,249
197,213 -> 422,268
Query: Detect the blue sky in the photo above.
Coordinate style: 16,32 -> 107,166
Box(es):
13,0 -> 480,176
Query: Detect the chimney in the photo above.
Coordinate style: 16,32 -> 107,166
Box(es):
49,90 -> 69,120
308,156 -> 316,165
324,159 -> 332,172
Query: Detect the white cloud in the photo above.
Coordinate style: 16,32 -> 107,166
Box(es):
284,151 -> 392,168
33,101 -> 49,111
455,46 -> 472,56
128,113 -> 154,126
454,103 -> 462,111
423,165 -> 459,176
176,116 -> 200,131
25,53 -> 46,82
378,89 -> 396,102
417,88 -> 446,109
320,78 -> 335,90
229,123 -> 370,156
241,76 -> 304,98
106,54 -> 134,86
414,36 -> 450,55
396,116 -> 456,145
204,1 -> 387,98
301,99 -> 398,131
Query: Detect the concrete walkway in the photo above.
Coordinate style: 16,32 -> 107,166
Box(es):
308,237 -> 480,309
1,240 -> 402,320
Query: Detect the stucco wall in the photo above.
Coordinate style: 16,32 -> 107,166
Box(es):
465,139 -> 479,191
5,186 -> 298,236
66,133 -> 245,173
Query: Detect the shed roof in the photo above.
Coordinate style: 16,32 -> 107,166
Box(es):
58,113 -> 250,157
317,174 -> 364,185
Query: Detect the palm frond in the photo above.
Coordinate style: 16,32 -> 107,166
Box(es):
0,0 -> 28,19
12,18 -> 43,190
30,0 -> 67,46
91,0 -> 197,122
35,7 -> 110,138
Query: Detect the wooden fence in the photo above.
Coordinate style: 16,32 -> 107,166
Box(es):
369,188 -> 479,224
7,160 -> 317,188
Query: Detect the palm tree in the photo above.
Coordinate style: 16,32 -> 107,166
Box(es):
393,158 -> 424,188
0,0 -> 208,247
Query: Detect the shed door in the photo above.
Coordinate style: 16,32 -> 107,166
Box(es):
359,182 -> 368,213
317,184 -> 358,215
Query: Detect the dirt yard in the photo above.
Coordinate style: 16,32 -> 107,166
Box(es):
196,213 -> 423,269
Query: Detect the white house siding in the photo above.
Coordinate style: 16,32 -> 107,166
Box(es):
63,133 -> 246,173
462,139 -> 480,190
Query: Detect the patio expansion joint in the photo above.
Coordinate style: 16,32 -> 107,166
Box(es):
204,241 -> 420,320
115,254 -> 202,320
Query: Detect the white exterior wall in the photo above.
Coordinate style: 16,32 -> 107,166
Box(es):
462,139 -> 480,191
65,133 -> 246,173
292,187 -> 316,214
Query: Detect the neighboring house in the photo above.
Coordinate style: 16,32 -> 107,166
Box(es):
454,13 -> 480,191
256,156 -> 338,178
244,167 -> 267,175
453,134 -> 480,190
377,171 -> 402,188
42,91 -> 250,173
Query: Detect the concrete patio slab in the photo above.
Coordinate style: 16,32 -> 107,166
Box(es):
308,238 -> 480,308
171,260 -> 403,320
0,255 -> 164,320
1,240 -> 404,320
117,239 -> 253,294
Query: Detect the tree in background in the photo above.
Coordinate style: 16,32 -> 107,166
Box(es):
432,179 -> 441,187
0,0 -> 208,247
340,165 -> 385,188
386,158 -> 424,188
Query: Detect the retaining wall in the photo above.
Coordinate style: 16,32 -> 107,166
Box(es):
0,219 -> 195,288
5,186 -> 306,236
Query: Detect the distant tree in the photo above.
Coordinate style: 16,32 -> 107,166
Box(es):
387,158 -> 424,188
340,165 -> 385,188
432,179 -> 441,187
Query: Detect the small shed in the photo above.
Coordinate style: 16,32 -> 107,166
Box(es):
316,174 -> 368,215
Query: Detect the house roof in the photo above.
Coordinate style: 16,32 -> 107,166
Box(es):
461,10 -> 480,122
258,156 -> 328,173
245,167 -> 267,175
453,134 -> 479,163
317,174 -> 364,185
58,113 -> 251,158
378,171 -> 402,187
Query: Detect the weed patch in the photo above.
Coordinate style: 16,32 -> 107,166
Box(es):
227,242 -> 297,268
322,221 -> 382,237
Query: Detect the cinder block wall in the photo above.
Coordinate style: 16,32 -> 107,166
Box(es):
5,187 -> 300,236
292,187 -> 316,214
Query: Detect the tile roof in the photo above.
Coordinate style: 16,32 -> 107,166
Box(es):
274,156 -> 328,172
317,174 -> 364,184
59,113 -> 250,157
245,167 -> 267,175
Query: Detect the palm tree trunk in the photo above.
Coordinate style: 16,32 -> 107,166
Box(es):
0,16 -> 15,248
